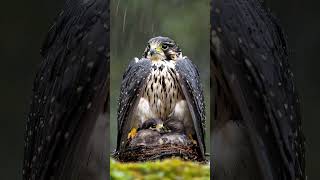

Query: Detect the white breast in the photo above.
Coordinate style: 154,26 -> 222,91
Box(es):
146,61 -> 183,119
133,60 -> 185,126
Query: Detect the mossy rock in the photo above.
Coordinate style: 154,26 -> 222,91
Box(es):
110,158 -> 210,180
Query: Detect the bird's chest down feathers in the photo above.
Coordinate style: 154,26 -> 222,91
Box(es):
135,62 -> 187,124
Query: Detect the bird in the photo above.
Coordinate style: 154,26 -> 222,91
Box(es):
211,0 -> 305,179
162,118 -> 193,146
159,133 -> 191,146
136,117 -> 185,134
22,0 -> 109,179
129,118 -> 164,147
164,117 -> 186,134
116,36 -> 206,159
129,115 -> 192,147
137,118 -> 165,133
128,130 -> 162,147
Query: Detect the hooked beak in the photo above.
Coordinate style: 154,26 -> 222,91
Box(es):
149,47 -> 165,61
156,123 -> 164,133
150,48 -> 157,56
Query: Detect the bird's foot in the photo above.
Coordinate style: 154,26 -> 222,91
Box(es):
127,128 -> 137,139
188,133 -> 197,145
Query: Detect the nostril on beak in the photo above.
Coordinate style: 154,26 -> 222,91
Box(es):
150,49 -> 156,56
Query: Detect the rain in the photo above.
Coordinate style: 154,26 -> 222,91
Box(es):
109,0 -> 211,152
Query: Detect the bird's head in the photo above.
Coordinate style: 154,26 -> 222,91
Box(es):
139,118 -> 165,133
143,36 -> 182,61
164,119 -> 185,134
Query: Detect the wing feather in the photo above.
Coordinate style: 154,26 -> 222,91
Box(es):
211,0 -> 305,179
175,57 -> 206,157
23,0 -> 109,179
116,58 -> 152,151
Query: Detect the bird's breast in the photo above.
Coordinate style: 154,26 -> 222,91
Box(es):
143,61 -> 183,120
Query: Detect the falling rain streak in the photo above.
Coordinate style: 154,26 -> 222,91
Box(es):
122,6 -> 127,33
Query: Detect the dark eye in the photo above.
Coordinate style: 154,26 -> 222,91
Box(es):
162,44 -> 168,50
152,124 -> 156,128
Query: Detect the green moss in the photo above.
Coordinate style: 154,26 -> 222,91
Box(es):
110,158 -> 210,180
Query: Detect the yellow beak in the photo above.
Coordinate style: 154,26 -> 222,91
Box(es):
156,123 -> 164,132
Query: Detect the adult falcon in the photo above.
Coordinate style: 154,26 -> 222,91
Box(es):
116,36 -> 206,159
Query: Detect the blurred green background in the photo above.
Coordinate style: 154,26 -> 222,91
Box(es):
0,0 -> 319,179
110,0 -> 211,152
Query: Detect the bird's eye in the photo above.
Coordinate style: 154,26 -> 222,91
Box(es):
162,44 -> 168,50
152,124 -> 156,128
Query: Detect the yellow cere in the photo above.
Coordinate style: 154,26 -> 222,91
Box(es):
156,46 -> 162,53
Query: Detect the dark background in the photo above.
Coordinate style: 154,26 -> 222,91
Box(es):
0,0 -> 319,179
265,1 -> 320,178
0,1 -> 64,179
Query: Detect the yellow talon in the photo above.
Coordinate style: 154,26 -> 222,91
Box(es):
127,128 -> 137,139
188,133 -> 197,145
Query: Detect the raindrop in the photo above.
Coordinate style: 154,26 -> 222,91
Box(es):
38,146 -> 42,153
87,102 -> 92,109
277,110 -> 283,118
87,61 -> 94,68
269,91 -> 275,97
77,86 -> 83,93
32,155 -> 36,162
116,0 -> 121,16
64,132 -> 69,139
244,59 -> 252,67
122,6 -> 127,33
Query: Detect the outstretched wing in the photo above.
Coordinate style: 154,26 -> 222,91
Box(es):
175,57 -> 206,158
116,58 -> 152,151
23,0 -> 109,179
211,0 -> 304,179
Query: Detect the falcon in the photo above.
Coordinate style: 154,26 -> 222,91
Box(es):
116,36 -> 206,158
129,118 -> 192,148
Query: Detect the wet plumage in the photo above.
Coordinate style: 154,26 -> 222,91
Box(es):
23,0 -> 109,179
211,0 -> 305,179
142,60 -> 183,119
117,36 -> 206,159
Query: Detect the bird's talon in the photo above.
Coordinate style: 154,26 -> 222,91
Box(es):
188,133 -> 197,145
127,128 -> 137,139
